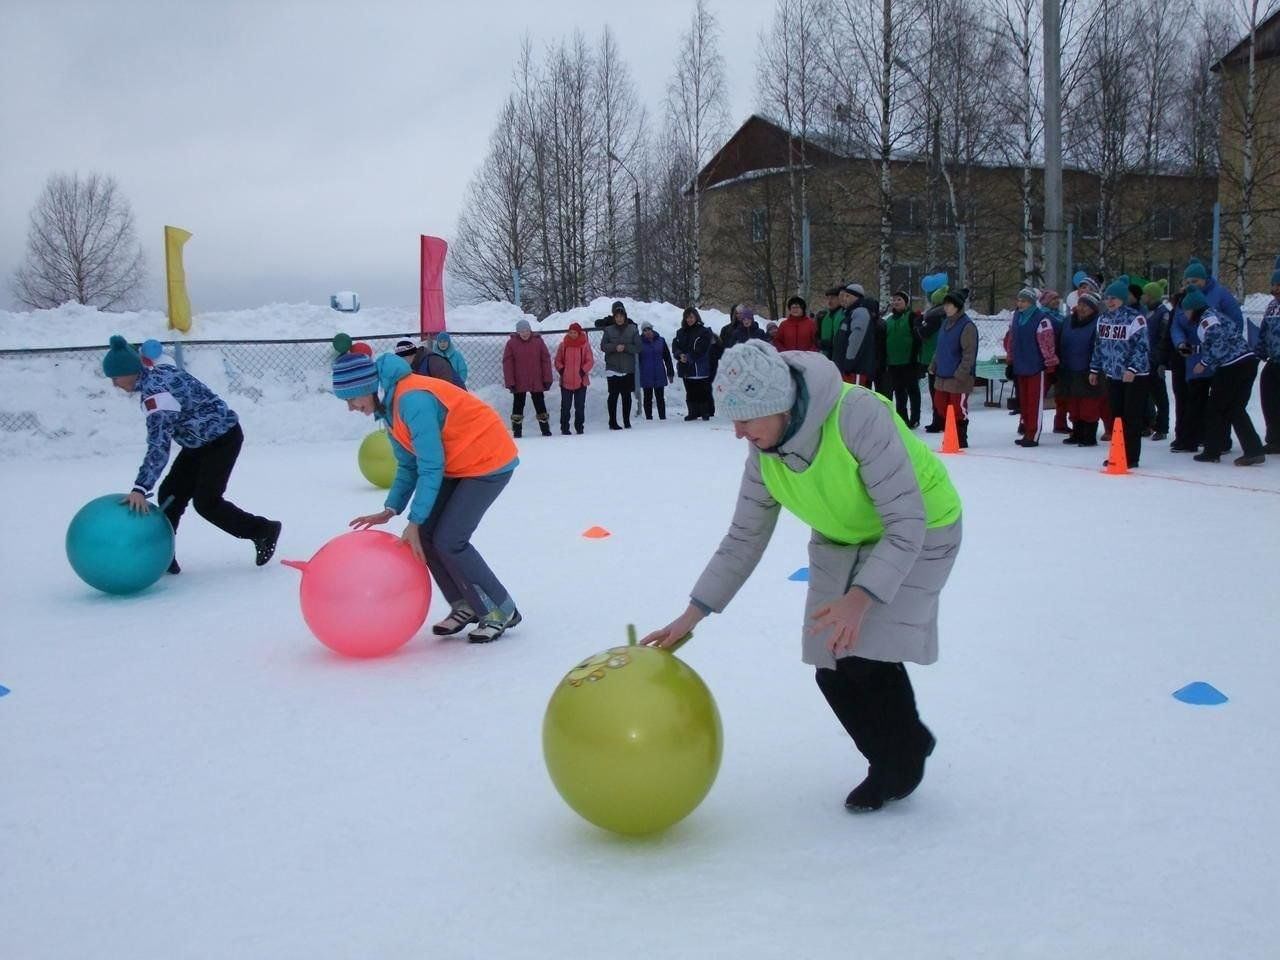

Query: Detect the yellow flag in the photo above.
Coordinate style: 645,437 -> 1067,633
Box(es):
164,226 -> 193,332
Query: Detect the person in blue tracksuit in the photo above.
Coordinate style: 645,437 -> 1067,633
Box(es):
1257,257 -> 1280,452
1183,287 -> 1265,465
1090,277 -> 1151,467
101,335 -> 281,575
1141,280 -> 1172,440
1169,288 -> 1213,453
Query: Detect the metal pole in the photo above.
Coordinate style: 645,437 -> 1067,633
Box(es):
1066,223 -> 1074,284
634,187 -> 645,300
801,214 -> 811,304
957,224 -> 967,289
1211,201 -> 1221,278
1043,0 -> 1064,295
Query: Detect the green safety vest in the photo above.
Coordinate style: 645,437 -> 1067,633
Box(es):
758,384 -> 962,545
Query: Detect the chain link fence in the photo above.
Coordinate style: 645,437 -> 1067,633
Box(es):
0,316 -> 1100,440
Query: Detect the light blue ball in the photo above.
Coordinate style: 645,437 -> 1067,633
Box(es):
66,494 -> 175,595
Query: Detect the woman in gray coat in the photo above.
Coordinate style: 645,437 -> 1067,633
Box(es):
643,341 -> 964,812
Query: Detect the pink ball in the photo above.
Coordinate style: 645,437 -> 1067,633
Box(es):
283,530 -> 431,657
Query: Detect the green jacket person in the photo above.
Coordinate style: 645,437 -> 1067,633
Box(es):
643,341 -> 963,812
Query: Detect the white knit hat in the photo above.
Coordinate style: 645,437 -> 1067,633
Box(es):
713,341 -> 796,420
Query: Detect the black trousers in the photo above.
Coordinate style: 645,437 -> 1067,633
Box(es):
1172,362 -> 1210,448
1146,370 -> 1170,433
642,386 -> 667,419
1106,376 -> 1150,466
815,656 -> 931,787
1203,357 -> 1264,458
159,424 -> 269,540
559,386 -> 586,432
510,391 -> 547,419
925,372 -> 939,423
887,364 -> 921,425
606,374 -> 634,426
1261,359 -> 1280,446
683,377 -> 713,418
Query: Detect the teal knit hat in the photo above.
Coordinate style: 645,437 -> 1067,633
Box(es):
1182,287 -> 1208,312
102,334 -> 143,377
1183,258 -> 1208,281
1104,276 -> 1131,301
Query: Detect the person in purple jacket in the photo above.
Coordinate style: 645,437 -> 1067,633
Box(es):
637,321 -> 676,420
502,319 -> 554,438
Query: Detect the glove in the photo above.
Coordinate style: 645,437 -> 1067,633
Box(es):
544,382 -> 553,392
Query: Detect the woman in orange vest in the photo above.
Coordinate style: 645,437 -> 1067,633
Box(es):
333,348 -> 521,643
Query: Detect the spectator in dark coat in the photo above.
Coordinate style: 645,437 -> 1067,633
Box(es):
637,321 -> 676,420
396,339 -> 464,389
721,306 -> 770,348
833,283 -> 879,386
502,320 -> 554,437
600,301 -> 640,429
674,307 -> 714,421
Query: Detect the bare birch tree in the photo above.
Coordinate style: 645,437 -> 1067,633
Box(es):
667,0 -> 730,303
12,172 -> 147,310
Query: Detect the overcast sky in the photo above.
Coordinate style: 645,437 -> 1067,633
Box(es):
0,0 -> 776,311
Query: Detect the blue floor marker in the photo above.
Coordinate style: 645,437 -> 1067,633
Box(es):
788,567 -> 809,582
1173,682 -> 1228,706
0,684 -> 10,698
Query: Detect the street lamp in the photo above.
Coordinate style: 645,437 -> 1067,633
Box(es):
608,151 -> 646,300
892,56 -> 967,289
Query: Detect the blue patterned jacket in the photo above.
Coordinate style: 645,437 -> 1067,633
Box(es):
1257,297 -> 1280,362
130,365 -> 239,494
1196,309 -> 1253,375
1090,306 -> 1150,379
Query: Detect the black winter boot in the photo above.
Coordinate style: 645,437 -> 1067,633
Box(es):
1063,422 -> 1082,444
254,521 -> 282,566
958,420 -> 969,449
1078,421 -> 1099,446
884,727 -> 936,802
844,775 -> 885,813
511,415 -> 523,438
537,414 -> 552,437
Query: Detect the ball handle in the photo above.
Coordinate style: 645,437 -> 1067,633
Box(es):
281,559 -> 308,573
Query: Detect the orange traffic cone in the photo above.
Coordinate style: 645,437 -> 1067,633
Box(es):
582,526 -> 612,539
1103,418 -> 1128,474
940,404 -> 961,455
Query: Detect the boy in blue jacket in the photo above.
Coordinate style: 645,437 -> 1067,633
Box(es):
1184,287 -> 1265,465
1090,277 -> 1150,468
103,335 -> 281,574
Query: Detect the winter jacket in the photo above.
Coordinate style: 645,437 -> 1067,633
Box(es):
637,332 -> 676,389
774,314 -> 820,352
433,334 -> 468,385
1004,307 -> 1059,376
409,348 -> 465,389
1196,277 -> 1245,334
1144,303 -> 1172,372
376,354 -> 517,525
833,305 -> 878,377
719,320 -> 770,349
1090,306 -> 1150,379
1196,308 -> 1254,375
600,321 -> 640,375
884,310 -> 921,367
503,334 -> 554,393
816,308 -> 843,358
555,334 -> 595,391
1060,311 -> 1098,374
928,313 -> 978,395
673,321 -> 713,379
1257,297 -> 1280,361
1170,306 -> 1211,381
687,350 -> 963,670
913,305 -> 943,367
129,365 -> 240,495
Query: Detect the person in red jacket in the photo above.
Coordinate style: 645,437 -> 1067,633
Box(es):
774,296 -> 820,351
502,319 -> 554,437
554,322 -> 594,435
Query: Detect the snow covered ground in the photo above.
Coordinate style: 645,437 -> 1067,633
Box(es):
2,398 -> 1278,959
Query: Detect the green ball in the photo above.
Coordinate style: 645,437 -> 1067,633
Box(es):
357,429 -> 396,489
543,644 -> 722,836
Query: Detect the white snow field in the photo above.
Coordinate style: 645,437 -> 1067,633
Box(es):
2,395 -> 1279,959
